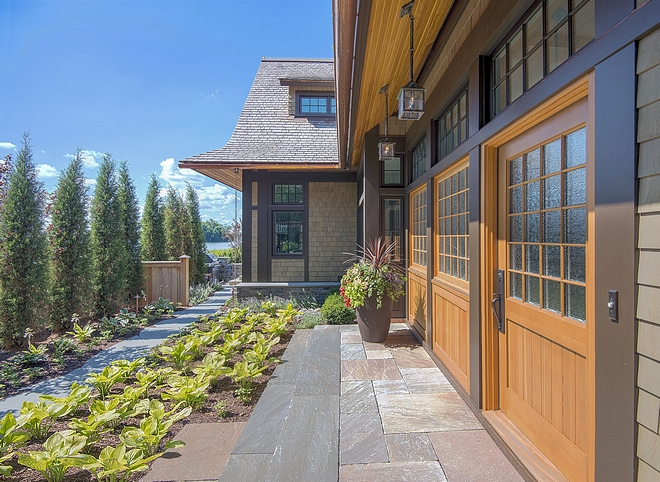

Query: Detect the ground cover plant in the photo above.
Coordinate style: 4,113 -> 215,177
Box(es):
0,284 -> 221,400
1,301 -> 297,481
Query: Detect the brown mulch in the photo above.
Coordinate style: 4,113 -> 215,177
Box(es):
3,317 -> 294,482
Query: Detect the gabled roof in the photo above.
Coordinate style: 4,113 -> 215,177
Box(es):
179,58 -> 339,190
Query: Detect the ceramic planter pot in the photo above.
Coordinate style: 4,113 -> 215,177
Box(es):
356,294 -> 393,343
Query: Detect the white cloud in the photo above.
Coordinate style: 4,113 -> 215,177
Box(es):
158,157 -> 205,189
37,164 -> 59,178
197,184 -> 242,223
65,149 -> 103,169
84,178 -> 97,187
0,142 -> 16,151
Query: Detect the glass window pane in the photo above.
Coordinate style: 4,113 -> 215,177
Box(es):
459,169 -> 466,191
543,139 -> 562,174
509,30 -> 523,67
565,246 -> 586,282
525,213 -> 540,242
546,0 -> 568,32
566,127 -> 587,167
543,245 -> 561,278
526,275 -> 540,306
525,7 -> 543,51
509,65 -> 523,103
565,167 -> 586,205
546,23 -> 569,73
526,181 -> 540,212
510,244 -> 523,271
510,156 -> 523,185
543,279 -> 562,313
525,148 -> 541,181
543,175 -> 561,209
572,0 -> 595,52
510,186 -> 523,213
543,210 -> 561,243
564,207 -> 587,244
494,49 -> 506,84
494,83 -> 506,115
526,244 -> 540,274
511,215 -> 523,242
526,47 -> 544,90
511,272 -> 523,299
565,283 -> 586,322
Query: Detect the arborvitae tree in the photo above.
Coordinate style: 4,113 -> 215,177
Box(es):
164,186 -> 191,260
0,135 -> 49,346
185,183 -> 207,284
117,161 -> 142,300
0,154 -> 12,209
90,155 -> 126,317
49,150 -> 91,330
141,174 -> 166,261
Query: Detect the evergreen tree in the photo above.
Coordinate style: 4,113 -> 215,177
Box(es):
117,161 -> 143,300
90,155 -> 126,317
141,174 -> 166,261
49,150 -> 91,330
0,135 -> 49,346
185,183 -> 207,284
164,186 -> 191,260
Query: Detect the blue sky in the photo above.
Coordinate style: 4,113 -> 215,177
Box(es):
0,0 -> 334,223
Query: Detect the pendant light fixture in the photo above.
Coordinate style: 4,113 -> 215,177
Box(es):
398,0 -> 425,120
378,84 -> 396,160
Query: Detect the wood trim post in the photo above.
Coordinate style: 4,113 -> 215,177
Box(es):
179,255 -> 190,307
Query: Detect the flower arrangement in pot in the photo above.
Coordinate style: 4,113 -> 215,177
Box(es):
340,238 -> 406,342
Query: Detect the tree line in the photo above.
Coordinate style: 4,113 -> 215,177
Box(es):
0,135 -> 208,348
201,218 -> 233,243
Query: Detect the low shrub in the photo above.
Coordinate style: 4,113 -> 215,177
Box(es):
295,311 -> 324,330
320,293 -> 356,325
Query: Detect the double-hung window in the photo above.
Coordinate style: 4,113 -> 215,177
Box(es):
273,184 -> 304,255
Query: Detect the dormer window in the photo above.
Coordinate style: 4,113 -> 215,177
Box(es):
297,94 -> 336,116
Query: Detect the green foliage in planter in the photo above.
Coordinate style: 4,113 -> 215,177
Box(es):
17,431 -> 96,482
320,293 -> 356,325
49,151 -> 92,331
0,135 -> 50,347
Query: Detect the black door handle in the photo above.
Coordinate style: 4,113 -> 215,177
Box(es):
491,293 -> 504,333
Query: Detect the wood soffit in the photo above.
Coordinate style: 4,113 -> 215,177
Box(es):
339,0 -> 454,169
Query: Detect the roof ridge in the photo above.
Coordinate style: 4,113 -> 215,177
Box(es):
261,57 -> 333,63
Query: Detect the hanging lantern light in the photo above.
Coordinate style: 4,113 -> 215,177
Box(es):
378,85 -> 396,161
398,1 -> 425,121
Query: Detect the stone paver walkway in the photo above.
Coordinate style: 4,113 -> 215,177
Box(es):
213,322 -> 525,482
0,289 -> 231,417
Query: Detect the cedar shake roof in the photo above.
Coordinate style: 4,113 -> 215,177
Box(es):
179,58 -> 339,190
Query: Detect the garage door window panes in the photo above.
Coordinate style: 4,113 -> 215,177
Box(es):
507,126 -> 586,322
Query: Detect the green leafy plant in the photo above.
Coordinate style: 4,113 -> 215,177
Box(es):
67,319 -> 95,343
340,237 -> 406,308
17,342 -> 48,366
295,311 -> 324,329
119,402 -> 190,456
68,411 -> 118,448
83,443 -> 164,482
40,382 -> 92,415
17,401 -> 71,439
17,431 -> 96,482
321,292 -> 356,325
192,352 -> 229,388
214,400 -> 228,418
243,333 -> 280,367
158,340 -> 196,371
227,360 -> 268,404
0,412 -> 30,476
86,365 -> 129,400
161,374 -> 210,410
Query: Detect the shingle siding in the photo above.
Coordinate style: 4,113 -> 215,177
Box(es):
636,26 -> 660,479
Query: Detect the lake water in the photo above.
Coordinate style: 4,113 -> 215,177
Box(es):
206,241 -> 231,251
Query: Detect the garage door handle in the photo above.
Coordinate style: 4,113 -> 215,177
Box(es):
492,293 -> 504,333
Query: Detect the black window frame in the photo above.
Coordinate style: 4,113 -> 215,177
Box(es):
381,156 -> 404,187
296,93 -> 336,116
273,184 -> 304,204
436,87 -> 469,161
273,210 -> 305,256
411,137 -> 427,182
490,0 -> 595,118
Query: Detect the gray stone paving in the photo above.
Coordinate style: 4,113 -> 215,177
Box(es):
0,289 -> 231,417
218,321 -> 526,482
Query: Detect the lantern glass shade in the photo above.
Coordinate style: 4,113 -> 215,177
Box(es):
398,86 -> 426,120
379,140 -> 396,160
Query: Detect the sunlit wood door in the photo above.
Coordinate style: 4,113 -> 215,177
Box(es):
496,99 -> 591,482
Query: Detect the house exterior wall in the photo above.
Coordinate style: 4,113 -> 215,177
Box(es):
636,26 -> 660,480
271,258 -> 305,282
308,182 -> 356,282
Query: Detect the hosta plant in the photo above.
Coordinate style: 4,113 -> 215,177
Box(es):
192,352 -> 229,388
68,412 -> 118,448
119,402 -> 190,456
17,431 -> 96,482
158,340 -> 196,371
40,382 -> 93,415
0,412 -> 30,476
67,322 -> 95,343
83,443 -> 164,482
227,360 -> 269,403
17,401 -> 71,440
161,374 -> 210,410
85,364 -> 128,399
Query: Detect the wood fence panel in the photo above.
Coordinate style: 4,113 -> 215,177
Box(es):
142,256 -> 190,306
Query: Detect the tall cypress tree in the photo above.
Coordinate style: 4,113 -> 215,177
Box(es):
141,174 -> 166,261
185,183 -> 207,284
90,155 -> 126,317
164,186 -> 191,261
117,161 -> 142,300
0,135 -> 49,346
49,150 -> 91,330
